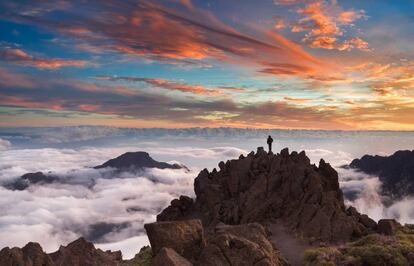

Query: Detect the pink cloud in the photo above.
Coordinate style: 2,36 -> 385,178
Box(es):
0,48 -> 88,69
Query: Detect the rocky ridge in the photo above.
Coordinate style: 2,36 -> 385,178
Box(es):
350,150 -> 414,199
159,147 -> 377,243
1,147 -> 394,265
0,238 -> 123,266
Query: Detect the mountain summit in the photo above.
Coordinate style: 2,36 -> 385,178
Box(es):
94,151 -> 185,171
159,147 -> 376,243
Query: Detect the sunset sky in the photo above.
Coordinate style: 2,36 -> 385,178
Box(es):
0,0 -> 414,130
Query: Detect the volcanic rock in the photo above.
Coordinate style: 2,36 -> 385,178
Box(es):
377,219 -> 401,236
0,238 -> 122,266
350,150 -> 414,198
158,147 -> 376,243
152,247 -> 193,266
197,223 -> 288,266
144,219 -> 205,262
0,242 -> 53,266
49,237 -> 122,266
94,151 -> 185,171
157,195 -> 196,221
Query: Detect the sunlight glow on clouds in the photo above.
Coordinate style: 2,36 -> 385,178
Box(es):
0,0 -> 413,130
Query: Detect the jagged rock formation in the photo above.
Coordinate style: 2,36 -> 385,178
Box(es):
0,238 -> 122,266
49,238 -> 122,266
350,150 -> 414,198
144,219 -> 288,266
94,151 -> 185,171
0,242 -> 53,266
158,147 -> 377,243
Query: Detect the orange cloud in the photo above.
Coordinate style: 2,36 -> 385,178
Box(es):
0,48 -> 88,69
274,16 -> 286,29
284,96 -> 310,102
7,0 -> 325,78
96,75 -> 225,96
307,36 -> 369,51
288,0 -> 368,51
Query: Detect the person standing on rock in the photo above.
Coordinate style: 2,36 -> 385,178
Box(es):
267,135 -> 273,153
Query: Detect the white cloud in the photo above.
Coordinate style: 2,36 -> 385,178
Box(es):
0,138 -> 11,150
0,145 -> 202,259
1,128 -> 414,259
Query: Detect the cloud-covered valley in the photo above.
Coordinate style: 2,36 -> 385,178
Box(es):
1,128 -> 414,259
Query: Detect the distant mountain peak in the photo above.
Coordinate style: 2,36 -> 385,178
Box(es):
94,151 -> 186,171
350,150 -> 414,199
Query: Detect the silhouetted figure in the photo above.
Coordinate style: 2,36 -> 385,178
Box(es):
267,135 -> 273,153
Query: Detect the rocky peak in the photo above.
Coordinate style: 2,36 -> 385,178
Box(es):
94,151 -> 185,171
158,147 -> 377,243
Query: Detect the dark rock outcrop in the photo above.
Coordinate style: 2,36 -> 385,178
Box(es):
94,151 -> 185,171
144,219 -> 205,262
145,219 -> 287,266
0,238 -> 122,266
197,223 -> 288,266
158,147 -> 376,243
350,150 -> 414,198
49,237 -> 122,266
0,242 -> 53,266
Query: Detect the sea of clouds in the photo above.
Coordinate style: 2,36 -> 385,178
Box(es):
0,127 -> 414,259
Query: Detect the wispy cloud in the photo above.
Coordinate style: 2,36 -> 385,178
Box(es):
95,76 -> 225,96
1,0 -> 324,77
0,47 -> 88,69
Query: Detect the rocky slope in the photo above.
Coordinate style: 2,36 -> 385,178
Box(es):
145,219 -> 288,266
350,150 -> 414,198
158,147 -> 377,243
0,238 -> 123,266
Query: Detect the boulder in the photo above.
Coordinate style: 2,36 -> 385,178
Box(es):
158,148 -> 376,243
378,219 -> 401,235
197,223 -> 287,266
144,219 -> 205,261
152,248 -> 192,266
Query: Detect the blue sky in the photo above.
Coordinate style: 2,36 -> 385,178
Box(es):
0,0 -> 414,129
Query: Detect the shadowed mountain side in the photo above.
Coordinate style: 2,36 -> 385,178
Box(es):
94,151 -> 186,171
158,147 -> 377,243
350,150 -> 414,199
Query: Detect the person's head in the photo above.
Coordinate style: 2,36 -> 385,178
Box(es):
268,135 -> 271,138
